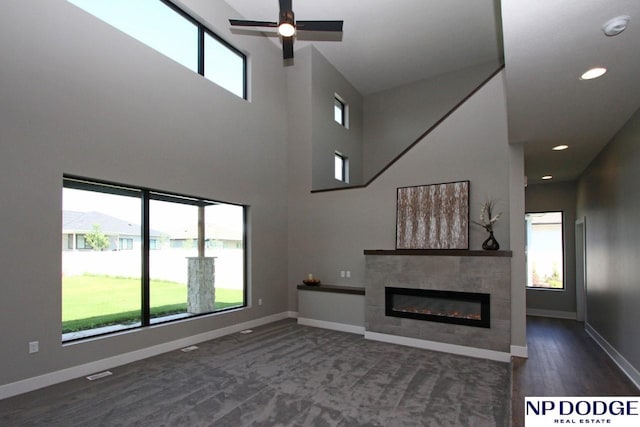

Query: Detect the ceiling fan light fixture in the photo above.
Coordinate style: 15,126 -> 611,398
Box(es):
278,9 -> 296,37
278,22 -> 296,37
580,67 -> 607,80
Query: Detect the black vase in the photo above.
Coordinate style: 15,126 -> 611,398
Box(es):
482,231 -> 500,250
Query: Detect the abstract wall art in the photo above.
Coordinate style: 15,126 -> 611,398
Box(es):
396,181 -> 469,249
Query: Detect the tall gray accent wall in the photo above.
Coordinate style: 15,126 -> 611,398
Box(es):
311,48 -> 364,189
287,70 -> 527,349
362,61 -> 502,182
0,0 -> 288,387
577,106 -> 640,375
310,58 -> 502,190
525,181 -> 577,316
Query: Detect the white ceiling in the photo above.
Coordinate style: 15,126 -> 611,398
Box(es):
224,0 -> 502,95
503,0 -> 640,184
224,0 -> 640,185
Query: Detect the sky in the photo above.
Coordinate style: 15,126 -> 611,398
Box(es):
68,0 -> 244,97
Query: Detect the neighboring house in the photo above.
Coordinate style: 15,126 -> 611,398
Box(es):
168,223 -> 243,250
62,211 -> 163,251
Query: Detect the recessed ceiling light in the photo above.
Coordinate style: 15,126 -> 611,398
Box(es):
602,16 -> 630,37
552,145 -> 569,151
541,175 -> 553,180
580,67 -> 607,80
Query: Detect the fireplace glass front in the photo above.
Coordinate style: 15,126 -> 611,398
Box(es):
385,287 -> 490,328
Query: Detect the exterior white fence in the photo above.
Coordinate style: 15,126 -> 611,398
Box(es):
62,248 -> 243,289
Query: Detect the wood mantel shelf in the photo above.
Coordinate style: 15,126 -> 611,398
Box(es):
296,284 -> 365,295
364,249 -> 512,257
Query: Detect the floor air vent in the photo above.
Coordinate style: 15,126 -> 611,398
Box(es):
86,371 -> 112,381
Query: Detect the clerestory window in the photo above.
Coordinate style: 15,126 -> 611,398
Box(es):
68,0 -> 247,99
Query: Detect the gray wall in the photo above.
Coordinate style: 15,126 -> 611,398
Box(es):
298,291 -> 364,328
577,106 -> 640,374
311,56 -> 502,189
311,48 -> 364,189
0,0 -> 288,386
525,181 -> 577,315
287,70 -> 527,348
0,0 -> 528,389
362,61 -> 502,182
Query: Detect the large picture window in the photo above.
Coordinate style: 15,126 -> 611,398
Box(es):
525,211 -> 564,289
62,176 -> 246,341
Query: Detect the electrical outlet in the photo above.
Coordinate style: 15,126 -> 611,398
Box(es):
346,271 -> 351,278
29,341 -> 39,354
258,298 -> 263,306
340,271 -> 345,278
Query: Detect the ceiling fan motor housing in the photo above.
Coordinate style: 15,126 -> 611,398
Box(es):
280,9 -> 295,27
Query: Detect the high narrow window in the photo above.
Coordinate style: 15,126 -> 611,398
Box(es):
525,211 -> 564,289
68,0 -> 247,99
62,176 -> 246,341
334,152 -> 349,183
334,95 -> 348,127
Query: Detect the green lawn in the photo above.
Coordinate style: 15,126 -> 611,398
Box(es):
62,274 -> 243,333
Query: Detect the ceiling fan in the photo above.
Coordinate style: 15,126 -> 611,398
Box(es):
229,0 -> 343,59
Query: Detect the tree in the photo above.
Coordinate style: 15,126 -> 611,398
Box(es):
85,224 -> 110,251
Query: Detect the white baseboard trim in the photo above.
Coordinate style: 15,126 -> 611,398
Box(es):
364,331 -> 511,363
0,311 -> 291,401
287,311 -> 299,319
510,345 -> 529,359
585,322 -> 640,390
297,317 -> 365,335
526,308 -> 577,320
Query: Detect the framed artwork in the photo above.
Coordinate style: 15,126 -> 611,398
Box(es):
396,181 -> 469,249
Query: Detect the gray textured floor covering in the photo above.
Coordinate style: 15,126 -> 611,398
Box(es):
0,319 -> 510,426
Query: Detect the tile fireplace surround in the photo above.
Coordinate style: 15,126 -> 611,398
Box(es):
364,250 -> 511,358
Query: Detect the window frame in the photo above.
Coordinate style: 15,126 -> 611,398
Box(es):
334,151 -> 349,183
75,234 -> 90,250
525,210 -> 565,291
62,175 -> 248,342
119,237 -> 134,250
161,0 -> 248,99
334,94 -> 348,128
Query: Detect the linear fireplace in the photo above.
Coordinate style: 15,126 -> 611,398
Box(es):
385,287 -> 490,328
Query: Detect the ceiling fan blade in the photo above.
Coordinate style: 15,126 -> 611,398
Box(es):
296,20 -> 343,32
279,0 -> 292,14
282,37 -> 294,59
229,19 -> 278,28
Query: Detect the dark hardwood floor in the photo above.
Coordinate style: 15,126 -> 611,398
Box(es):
511,316 -> 639,427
